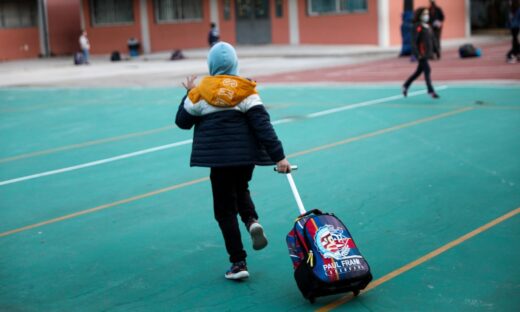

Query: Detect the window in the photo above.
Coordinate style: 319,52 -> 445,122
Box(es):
308,0 -> 367,15
155,0 -> 203,22
275,0 -> 283,18
0,0 -> 37,28
223,0 -> 231,20
90,0 -> 134,26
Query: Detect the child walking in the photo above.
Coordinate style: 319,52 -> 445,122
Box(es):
403,8 -> 440,99
175,42 -> 291,280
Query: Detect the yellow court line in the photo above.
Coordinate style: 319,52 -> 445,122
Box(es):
289,107 -> 474,158
0,177 -> 209,238
0,107 -> 473,238
379,103 -> 520,110
316,206 -> 520,312
0,126 -> 174,164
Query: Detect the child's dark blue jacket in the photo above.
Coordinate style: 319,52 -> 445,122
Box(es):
175,75 -> 285,168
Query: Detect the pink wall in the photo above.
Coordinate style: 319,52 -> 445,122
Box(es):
389,0 -> 467,46
47,0 -> 81,55
298,0 -> 379,44
389,0 -> 403,46
82,0 -> 142,54
271,0 -> 289,44
0,28 -> 40,61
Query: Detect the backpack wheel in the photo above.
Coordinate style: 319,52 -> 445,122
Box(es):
308,296 -> 315,304
353,290 -> 360,297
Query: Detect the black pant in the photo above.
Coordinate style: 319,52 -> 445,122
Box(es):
404,58 -> 434,94
210,165 -> 258,263
507,27 -> 519,59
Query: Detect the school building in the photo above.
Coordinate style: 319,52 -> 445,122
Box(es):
1,0 -> 470,61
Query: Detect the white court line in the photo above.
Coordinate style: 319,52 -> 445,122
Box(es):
0,140 -> 193,186
0,86 -> 447,187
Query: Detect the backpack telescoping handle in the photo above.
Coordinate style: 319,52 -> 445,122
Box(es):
274,165 -> 306,215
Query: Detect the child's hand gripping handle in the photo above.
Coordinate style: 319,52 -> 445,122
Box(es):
274,165 -> 306,215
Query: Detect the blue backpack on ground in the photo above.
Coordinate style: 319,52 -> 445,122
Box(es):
279,169 -> 372,303
73,52 -> 84,65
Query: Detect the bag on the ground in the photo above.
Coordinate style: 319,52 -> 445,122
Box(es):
73,52 -> 84,65
110,51 -> 121,62
170,49 -> 185,60
286,209 -> 372,302
459,44 -> 481,58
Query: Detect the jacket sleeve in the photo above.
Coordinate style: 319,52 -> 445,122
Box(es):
437,7 -> 445,22
411,26 -> 419,58
245,105 -> 286,162
175,95 -> 198,129
411,26 -> 424,59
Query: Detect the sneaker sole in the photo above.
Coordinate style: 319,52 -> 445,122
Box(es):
225,271 -> 249,280
250,223 -> 268,250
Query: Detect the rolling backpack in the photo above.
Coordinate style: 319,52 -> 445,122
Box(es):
278,168 -> 372,303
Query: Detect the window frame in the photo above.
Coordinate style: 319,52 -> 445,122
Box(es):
89,0 -> 135,27
154,0 -> 204,24
307,0 -> 368,16
0,0 -> 38,29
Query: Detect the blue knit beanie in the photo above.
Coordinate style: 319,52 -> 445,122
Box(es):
207,42 -> 239,76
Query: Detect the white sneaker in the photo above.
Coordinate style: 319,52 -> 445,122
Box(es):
248,222 -> 268,250
225,261 -> 249,280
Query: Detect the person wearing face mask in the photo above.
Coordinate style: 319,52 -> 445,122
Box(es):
429,0 -> 444,59
402,8 -> 440,99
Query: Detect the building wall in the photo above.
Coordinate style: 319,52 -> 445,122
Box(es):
0,28 -> 40,60
47,0 -> 81,55
147,0 -> 211,51
81,0 -> 142,54
297,0 -> 379,44
389,0 -> 467,46
388,0 -> 404,46
218,0 -> 236,45
271,0 -> 289,44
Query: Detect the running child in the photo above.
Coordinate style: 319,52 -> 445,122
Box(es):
175,42 -> 291,280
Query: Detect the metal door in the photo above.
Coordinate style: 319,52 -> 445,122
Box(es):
235,0 -> 271,44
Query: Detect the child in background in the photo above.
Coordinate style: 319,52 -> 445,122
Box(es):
175,42 -> 291,280
208,23 -> 220,47
402,8 -> 440,99
506,0 -> 520,63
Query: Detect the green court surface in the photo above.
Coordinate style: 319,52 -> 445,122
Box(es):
0,85 -> 519,311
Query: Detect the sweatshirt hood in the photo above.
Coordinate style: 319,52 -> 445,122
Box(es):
207,42 -> 239,76
188,75 -> 257,107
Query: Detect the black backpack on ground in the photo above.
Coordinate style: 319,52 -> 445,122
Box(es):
110,51 -> 121,61
170,49 -> 185,60
459,44 -> 481,58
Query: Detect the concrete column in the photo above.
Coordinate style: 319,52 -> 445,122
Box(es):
465,0 -> 471,38
210,0 -> 219,25
37,0 -> 50,56
377,0 -> 390,47
140,0 -> 151,54
79,0 -> 86,31
288,0 -> 299,44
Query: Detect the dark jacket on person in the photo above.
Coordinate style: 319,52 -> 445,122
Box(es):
175,75 -> 285,167
208,27 -> 219,46
429,4 -> 445,28
412,23 -> 436,60
509,8 -> 520,29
